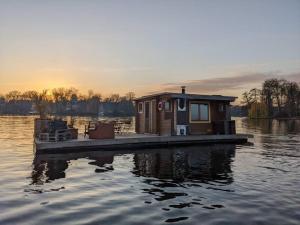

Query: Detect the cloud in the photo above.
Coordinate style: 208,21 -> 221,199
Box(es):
160,72 -> 300,95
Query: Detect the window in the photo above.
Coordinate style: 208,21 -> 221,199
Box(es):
164,100 -> 172,112
138,102 -> 143,113
190,103 -> 209,122
219,103 -> 224,112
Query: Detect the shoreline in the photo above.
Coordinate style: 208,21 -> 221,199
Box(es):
1,114 -> 299,120
0,114 -> 134,118
247,116 -> 300,120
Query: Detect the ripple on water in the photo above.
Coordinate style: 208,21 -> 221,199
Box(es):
0,116 -> 300,225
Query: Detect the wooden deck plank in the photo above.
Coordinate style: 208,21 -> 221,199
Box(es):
34,134 -> 253,154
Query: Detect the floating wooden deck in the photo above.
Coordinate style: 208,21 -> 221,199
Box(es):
34,134 -> 252,154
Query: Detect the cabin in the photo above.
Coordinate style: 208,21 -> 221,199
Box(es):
134,86 -> 237,136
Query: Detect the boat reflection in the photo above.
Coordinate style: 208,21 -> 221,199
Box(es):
31,144 -> 236,186
133,144 -> 236,183
31,158 -> 68,185
132,144 -> 236,207
31,151 -> 114,185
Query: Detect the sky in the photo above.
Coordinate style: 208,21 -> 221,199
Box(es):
0,0 -> 300,99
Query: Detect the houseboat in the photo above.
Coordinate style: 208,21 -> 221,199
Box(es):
135,86 -> 236,136
34,87 -> 251,153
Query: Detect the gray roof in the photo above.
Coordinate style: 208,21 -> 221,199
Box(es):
134,92 -> 237,102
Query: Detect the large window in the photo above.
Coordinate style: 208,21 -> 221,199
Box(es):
190,103 -> 209,122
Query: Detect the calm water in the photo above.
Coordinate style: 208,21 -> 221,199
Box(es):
0,116 -> 299,225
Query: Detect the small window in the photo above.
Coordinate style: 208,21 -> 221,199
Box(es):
164,100 -> 172,112
138,102 -> 143,113
219,104 -> 224,112
190,103 -> 209,122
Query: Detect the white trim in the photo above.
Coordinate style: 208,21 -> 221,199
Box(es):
164,100 -> 172,112
177,98 -> 186,111
138,102 -> 144,114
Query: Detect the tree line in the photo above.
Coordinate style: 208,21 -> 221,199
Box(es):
0,88 -> 135,117
242,78 -> 300,118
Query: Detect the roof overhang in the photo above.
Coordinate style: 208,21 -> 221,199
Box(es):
134,92 -> 237,102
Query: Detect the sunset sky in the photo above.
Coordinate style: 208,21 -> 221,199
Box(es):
0,0 -> 300,99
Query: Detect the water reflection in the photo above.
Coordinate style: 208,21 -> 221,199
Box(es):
132,145 -> 236,207
2,116 -> 300,225
31,144 -> 236,187
30,145 -> 236,213
31,158 -> 68,185
133,144 -> 235,183
238,118 -> 300,161
242,118 -> 300,134
31,151 -> 115,185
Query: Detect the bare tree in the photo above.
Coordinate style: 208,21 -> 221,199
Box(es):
249,88 -> 261,103
241,91 -> 253,109
125,92 -> 135,101
285,81 -> 299,117
1,88 -> 136,116
22,90 -> 38,101
31,90 -> 49,119
6,90 -> 22,102
296,87 -> 300,116
262,79 -> 275,117
107,94 -> 121,103
243,78 -> 300,118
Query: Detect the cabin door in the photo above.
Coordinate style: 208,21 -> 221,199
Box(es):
145,101 -> 151,133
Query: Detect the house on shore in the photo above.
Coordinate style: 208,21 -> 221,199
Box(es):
134,87 -> 237,136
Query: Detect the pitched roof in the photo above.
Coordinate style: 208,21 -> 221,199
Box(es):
134,92 -> 237,102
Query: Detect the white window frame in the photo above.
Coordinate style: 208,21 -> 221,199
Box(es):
138,102 -> 144,113
164,100 -> 172,112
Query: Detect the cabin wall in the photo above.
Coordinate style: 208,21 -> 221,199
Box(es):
210,101 -> 227,121
187,100 -> 230,135
135,104 -> 139,133
136,96 -> 232,136
189,123 -> 213,134
159,111 -> 172,136
151,99 -> 157,133
135,101 -> 145,133
135,98 -> 158,134
159,96 -> 172,136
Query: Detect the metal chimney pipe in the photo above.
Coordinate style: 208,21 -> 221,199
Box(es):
181,86 -> 186,94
